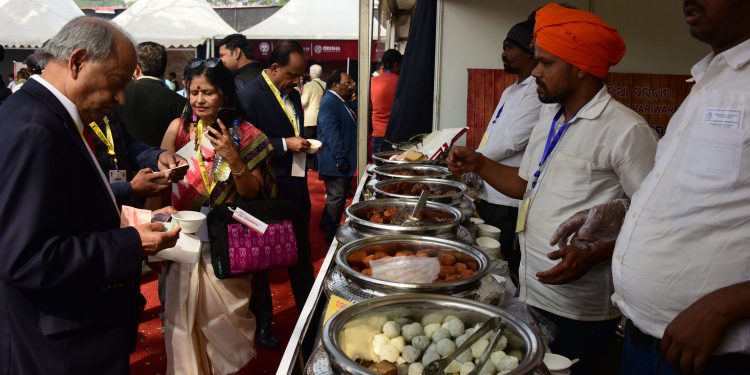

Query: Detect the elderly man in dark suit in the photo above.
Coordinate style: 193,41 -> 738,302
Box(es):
0,17 -> 181,374
120,41 -> 186,147
317,71 -> 358,244
238,40 -> 314,349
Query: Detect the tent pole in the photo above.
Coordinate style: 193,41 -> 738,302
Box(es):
347,58 -> 350,75
357,0 -> 373,177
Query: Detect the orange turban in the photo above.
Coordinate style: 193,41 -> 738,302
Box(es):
534,3 -> 626,79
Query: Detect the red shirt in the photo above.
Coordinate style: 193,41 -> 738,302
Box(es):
370,72 -> 399,137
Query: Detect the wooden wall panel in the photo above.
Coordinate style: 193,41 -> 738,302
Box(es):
466,69 -> 693,147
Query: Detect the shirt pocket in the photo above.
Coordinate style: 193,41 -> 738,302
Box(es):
545,150 -> 592,200
675,91 -> 747,192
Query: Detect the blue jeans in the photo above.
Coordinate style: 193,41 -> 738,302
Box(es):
622,321 -> 750,375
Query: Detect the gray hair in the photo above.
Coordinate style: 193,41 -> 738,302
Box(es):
309,64 -> 322,79
41,16 -> 134,62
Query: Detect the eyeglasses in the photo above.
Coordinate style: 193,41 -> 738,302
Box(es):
187,57 -> 222,70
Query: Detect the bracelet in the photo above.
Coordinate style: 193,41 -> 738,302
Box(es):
231,165 -> 248,177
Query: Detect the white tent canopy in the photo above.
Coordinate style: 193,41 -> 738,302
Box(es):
112,0 -> 236,48
242,0 -> 382,40
0,0 -> 84,48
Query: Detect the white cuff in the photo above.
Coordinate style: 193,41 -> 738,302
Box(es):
282,137 -> 288,152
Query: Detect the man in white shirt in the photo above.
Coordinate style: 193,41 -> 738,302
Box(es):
474,18 -> 541,278
302,64 -> 326,170
551,1 -> 750,374
448,4 -> 658,374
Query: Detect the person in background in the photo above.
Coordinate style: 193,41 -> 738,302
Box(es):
168,71 -> 179,91
160,58 -> 275,374
120,41 -> 186,147
472,17 -> 541,282
238,40 -> 315,350
317,71 -> 358,244
301,64 -> 326,170
218,33 -> 262,92
370,49 -> 402,154
0,17 -> 180,374
11,68 -> 28,93
447,4 -> 658,374
6,73 -> 15,90
24,52 -> 45,76
551,1 -> 750,374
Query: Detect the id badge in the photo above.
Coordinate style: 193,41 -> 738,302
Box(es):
515,188 -> 533,233
109,169 -> 127,183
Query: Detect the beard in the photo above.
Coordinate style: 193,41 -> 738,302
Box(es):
503,62 -> 519,74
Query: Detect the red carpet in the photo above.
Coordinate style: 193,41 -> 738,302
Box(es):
130,171 -> 345,374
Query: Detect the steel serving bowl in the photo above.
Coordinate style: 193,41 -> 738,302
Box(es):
372,150 -> 441,166
343,199 -> 463,239
322,293 -> 545,375
372,178 -> 468,206
372,164 -> 453,181
335,235 -> 490,297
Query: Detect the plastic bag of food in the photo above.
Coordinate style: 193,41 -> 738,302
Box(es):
370,256 -> 441,283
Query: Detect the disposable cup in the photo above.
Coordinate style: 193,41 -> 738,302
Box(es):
477,223 -> 501,241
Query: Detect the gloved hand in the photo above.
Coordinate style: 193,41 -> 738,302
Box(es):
461,171 -> 483,189
336,161 -> 350,174
549,199 -> 629,248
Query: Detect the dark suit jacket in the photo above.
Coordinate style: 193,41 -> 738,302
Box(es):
317,91 -> 358,177
239,75 -> 304,178
233,61 -> 263,92
120,77 -> 186,147
0,79 -> 143,374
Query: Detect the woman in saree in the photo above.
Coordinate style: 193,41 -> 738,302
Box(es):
160,58 -> 274,375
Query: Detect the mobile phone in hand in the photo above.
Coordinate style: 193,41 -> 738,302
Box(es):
214,107 -> 239,133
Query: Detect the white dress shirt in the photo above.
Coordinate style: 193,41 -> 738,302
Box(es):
518,87 -> 658,320
31,75 -> 119,213
612,38 -> 750,354
477,75 -> 541,207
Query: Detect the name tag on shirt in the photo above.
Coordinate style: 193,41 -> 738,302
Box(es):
704,107 -> 743,130
515,188 -> 532,233
109,169 -> 127,183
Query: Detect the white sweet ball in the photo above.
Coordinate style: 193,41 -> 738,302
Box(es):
421,313 -> 445,327
442,318 -> 465,338
373,333 -> 390,356
408,362 -> 424,375
476,360 -> 496,375
490,350 -> 507,368
436,338 -> 457,357
402,323 -> 424,342
424,323 -> 442,339
459,362 -> 475,375
432,327 -> 451,342
390,336 -> 406,352
383,321 -> 402,338
380,343 -> 401,363
444,360 -> 462,374
495,335 -> 508,351
470,338 -> 489,359
411,335 -> 431,351
497,354 -> 519,371
421,350 -> 441,366
456,349 -> 473,363
442,315 -> 460,324
401,345 -> 420,363
455,333 -> 469,347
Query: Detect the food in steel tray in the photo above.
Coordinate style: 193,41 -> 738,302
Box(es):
340,313 -> 521,375
346,246 -> 477,282
359,206 -> 454,225
388,150 -> 428,161
380,181 -> 460,197
387,168 -> 444,177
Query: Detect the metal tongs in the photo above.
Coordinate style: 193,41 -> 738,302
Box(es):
403,190 -> 430,227
423,316 -> 507,375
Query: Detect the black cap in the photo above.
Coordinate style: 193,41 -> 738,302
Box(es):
504,19 -> 534,54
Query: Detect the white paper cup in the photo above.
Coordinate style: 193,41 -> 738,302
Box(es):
171,211 -> 206,234
475,236 -> 501,259
306,139 -> 322,154
477,223 -> 501,241
469,217 -> 485,225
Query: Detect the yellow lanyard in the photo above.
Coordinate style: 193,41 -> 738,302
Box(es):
195,119 -> 219,195
87,116 -> 118,168
262,70 -> 299,136
73,121 -> 121,217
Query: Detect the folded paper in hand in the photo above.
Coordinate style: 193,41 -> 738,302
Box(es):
407,127 -> 468,160
148,233 -> 202,264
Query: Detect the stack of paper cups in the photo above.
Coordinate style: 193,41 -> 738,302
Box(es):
469,217 -> 484,238
477,223 -> 501,241
476,237 -> 501,259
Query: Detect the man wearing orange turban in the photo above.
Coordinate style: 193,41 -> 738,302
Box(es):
448,4 -> 658,375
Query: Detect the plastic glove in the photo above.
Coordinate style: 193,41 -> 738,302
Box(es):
549,199 -> 629,248
461,172 -> 483,189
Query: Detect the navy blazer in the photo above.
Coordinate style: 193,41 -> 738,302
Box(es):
238,74 -> 304,178
317,91 -> 358,177
0,79 -> 143,374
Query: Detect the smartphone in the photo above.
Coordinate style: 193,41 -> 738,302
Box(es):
214,107 -> 239,132
153,164 -> 189,184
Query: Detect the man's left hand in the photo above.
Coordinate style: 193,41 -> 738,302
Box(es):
536,244 -> 597,285
158,151 -> 188,181
661,292 -> 734,375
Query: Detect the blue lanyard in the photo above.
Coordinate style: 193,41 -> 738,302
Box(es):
492,104 -> 505,124
531,107 -> 575,188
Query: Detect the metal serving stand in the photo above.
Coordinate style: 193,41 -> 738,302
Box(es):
276,171 -> 373,375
